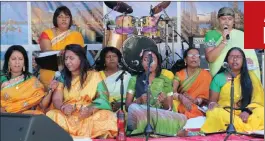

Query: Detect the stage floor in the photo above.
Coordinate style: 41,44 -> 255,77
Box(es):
74,133 -> 264,141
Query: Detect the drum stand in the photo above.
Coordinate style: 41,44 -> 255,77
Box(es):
162,9 -> 190,58
162,19 -> 174,69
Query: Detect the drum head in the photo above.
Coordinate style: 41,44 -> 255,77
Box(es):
122,35 -> 158,73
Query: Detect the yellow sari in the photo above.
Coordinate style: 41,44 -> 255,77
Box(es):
39,28 -> 84,90
1,75 -> 45,114
46,71 -> 117,139
201,71 -> 264,133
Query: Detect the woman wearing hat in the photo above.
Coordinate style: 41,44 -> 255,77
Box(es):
204,7 -> 260,79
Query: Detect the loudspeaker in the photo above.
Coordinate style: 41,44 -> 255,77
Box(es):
0,113 -> 73,141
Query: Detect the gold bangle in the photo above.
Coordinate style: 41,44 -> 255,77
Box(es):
221,40 -> 228,45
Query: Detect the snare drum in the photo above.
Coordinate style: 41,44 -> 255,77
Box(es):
121,35 -> 158,73
115,15 -> 136,34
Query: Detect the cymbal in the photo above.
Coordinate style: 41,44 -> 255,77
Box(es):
152,1 -> 171,14
104,1 -> 133,14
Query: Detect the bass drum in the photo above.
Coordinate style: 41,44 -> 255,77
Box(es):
122,35 -> 158,73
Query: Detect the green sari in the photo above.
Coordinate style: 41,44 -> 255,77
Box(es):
204,29 -> 260,79
126,70 -> 187,136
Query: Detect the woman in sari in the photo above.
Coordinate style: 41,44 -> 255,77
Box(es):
173,48 -> 212,119
201,47 -> 264,133
125,49 -> 187,136
95,47 -> 131,112
38,6 -> 84,90
1,45 -> 57,114
46,44 -> 117,138
204,7 -> 260,79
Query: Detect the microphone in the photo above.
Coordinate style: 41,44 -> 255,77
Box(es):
131,60 -> 139,66
222,62 -> 235,78
106,21 -> 111,30
116,70 -> 126,82
222,62 -> 229,69
48,71 -> 61,93
224,26 -> 230,40
148,52 -> 153,67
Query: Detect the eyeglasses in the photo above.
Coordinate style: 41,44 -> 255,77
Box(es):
228,55 -> 243,60
187,54 -> 200,58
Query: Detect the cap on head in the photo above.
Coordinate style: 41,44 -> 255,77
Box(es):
218,7 -> 235,18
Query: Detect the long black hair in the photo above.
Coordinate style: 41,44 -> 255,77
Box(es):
218,47 -> 253,109
95,46 -> 122,71
62,44 -> 91,91
3,45 -> 30,80
140,48 -> 162,77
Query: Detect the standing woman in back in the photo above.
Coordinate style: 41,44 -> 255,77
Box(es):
38,6 -> 84,91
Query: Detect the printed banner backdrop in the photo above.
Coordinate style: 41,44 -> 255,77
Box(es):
31,1 -> 103,44
181,2 -> 244,42
1,2 -> 29,45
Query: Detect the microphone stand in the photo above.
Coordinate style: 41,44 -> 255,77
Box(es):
116,70 -> 126,141
224,70 -> 236,141
144,56 -> 152,141
223,70 -> 248,141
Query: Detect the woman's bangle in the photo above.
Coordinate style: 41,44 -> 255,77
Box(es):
196,98 -> 202,105
242,108 -> 253,115
221,40 -> 228,45
60,104 -> 65,111
208,101 -> 217,106
173,93 -> 179,100
168,105 -> 172,111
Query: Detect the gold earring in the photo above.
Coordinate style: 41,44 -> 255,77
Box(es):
23,66 -> 25,72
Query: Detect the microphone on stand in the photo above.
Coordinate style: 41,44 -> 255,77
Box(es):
116,70 -> 127,82
224,26 -> 230,40
148,52 -> 153,67
222,62 -> 235,78
106,21 -> 111,30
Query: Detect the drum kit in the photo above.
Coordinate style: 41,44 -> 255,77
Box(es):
101,1 -> 180,73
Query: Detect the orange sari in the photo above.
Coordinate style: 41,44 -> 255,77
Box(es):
173,68 -> 212,119
38,28 -> 84,90
1,75 -> 45,114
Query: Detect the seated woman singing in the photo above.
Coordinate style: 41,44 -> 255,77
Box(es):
1,45 -> 56,114
173,48 -> 212,119
201,47 -> 264,133
125,49 -> 187,136
46,44 -> 117,139
95,47 -> 131,112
